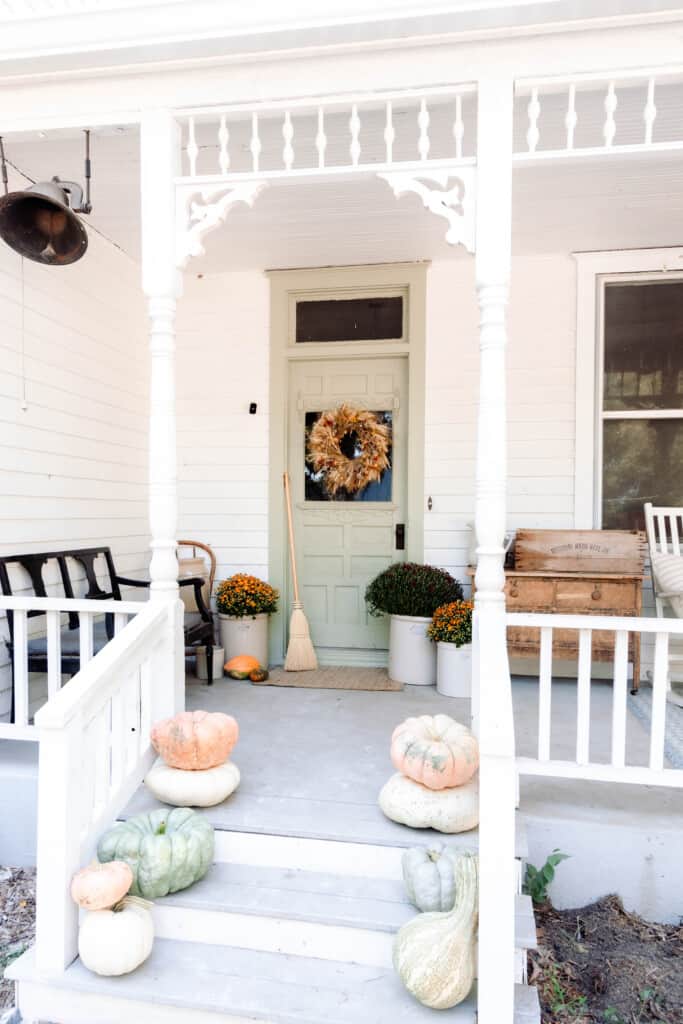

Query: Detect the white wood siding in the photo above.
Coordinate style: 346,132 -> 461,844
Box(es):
0,215 -> 149,719
176,271 -> 270,583
424,255 -> 576,593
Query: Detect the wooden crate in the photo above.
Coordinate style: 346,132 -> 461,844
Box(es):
514,529 -> 647,575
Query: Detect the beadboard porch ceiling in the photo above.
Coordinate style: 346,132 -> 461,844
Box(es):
4,128 -> 683,273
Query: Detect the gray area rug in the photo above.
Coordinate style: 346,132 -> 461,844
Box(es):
252,666 -> 403,691
628,689 -> 683,769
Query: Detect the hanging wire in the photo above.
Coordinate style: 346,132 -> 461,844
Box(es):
20,255 -> 27,412
0,136 -> 8,195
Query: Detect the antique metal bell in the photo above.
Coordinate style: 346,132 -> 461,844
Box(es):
0,131 -> 92,266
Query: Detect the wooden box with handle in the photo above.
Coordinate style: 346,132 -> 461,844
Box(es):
469,529 -> 647,690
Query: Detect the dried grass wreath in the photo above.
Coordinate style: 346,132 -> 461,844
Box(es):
307,403 -> 391,497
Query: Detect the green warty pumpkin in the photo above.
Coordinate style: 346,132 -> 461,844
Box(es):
97,807 -> 214,899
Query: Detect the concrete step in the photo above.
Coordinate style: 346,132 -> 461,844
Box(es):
8,940 -> 540,1024
152,861 -> 537,969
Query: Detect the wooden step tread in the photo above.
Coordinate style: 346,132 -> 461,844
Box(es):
8,941 -> 539,1024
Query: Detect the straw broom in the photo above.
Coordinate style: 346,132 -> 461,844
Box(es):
283,471 -> 318,671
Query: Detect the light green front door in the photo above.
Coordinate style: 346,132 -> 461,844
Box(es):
288,356 -> 408,666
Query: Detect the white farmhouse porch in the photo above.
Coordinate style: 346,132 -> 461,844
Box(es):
2,16 -> 683,1023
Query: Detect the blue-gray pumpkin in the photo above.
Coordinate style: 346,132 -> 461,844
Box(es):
97,807 -> 214,899
402,844 -> 461,912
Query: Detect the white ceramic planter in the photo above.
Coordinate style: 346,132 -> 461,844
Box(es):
436,641 -> 472,698
195,646 -> 224,682
389,614 -> 436,686
219,613 -> 269,667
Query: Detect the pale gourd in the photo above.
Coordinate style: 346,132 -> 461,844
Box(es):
402,844 -> 461,912
390,714 -> 479,790
145,758 -> 240,808
379,772 -> 479,833
78,896 -> 154,977
97,807 -> 214,899
393,852 -> 478,1009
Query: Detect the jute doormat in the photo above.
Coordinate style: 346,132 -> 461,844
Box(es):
252,666 -> 403,692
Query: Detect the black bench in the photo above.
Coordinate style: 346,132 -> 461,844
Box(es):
0,547 -> 216,721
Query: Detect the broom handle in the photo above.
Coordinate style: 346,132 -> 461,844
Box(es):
283,472 -> 301,603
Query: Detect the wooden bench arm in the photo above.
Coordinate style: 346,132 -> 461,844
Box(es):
115,575 -> 213,622
114,575 -> 151,589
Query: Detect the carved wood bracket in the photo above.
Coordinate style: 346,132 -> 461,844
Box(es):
378,167 -> 476,252
175,180 -> 269,268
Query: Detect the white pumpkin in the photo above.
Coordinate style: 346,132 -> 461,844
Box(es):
402,844 -> 461,912
379,772 -> 478,833
394,852 -> 478,1009
144,758 -> 240,807
78,896 -> 154,977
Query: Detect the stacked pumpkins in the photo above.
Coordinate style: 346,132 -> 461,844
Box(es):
145,710 -> 241,808
379,714 -> 479,833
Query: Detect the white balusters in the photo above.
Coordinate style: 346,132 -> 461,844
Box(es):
282,110 -> 294,170
603,81 -> 617,147
79,611 -> 95,668
218,115 -> 230,175
46,610 -> 62,700
644,77 -> 657,145
610,630 -> 629,768
453,94 -> 464,158
349,104 -> 361,166
526,87 -> 540,153
418,98 -> 430,161
538,626 -> 553,760
250,112 -> 262,172
12,609 -> 29,727
649,631 -> 669,770
316,106 -> 326,168
576,629 -> 592,764
384,101 -> 395,164
565,83 -> 577,150
114,611 -> 129,635
186,116 -> 198,176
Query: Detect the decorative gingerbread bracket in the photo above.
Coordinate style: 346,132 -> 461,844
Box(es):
175,180 -> 269,268
378,167 -> 476,252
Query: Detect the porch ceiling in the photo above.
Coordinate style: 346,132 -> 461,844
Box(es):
4,128 -> 683,272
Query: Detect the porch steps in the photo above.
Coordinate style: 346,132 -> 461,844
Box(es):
152,858 -> 537,968
8,942 -> 540,1024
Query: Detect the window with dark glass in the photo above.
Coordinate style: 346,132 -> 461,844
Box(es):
304,411 -> 393,502
601,281 -> 683,530
296,296 -> 403,342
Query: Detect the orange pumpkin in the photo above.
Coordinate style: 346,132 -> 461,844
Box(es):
71,861 -> 133,911
390,714 -> 479,791
225,654 -> 261,679
249,667 -> 269,682
151,710 -> 239,770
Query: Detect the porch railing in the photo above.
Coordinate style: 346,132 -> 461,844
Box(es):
33,600 -> 177,973
509,612 -> 683,787
0,596 -> 145,741
514,66 -> 683,160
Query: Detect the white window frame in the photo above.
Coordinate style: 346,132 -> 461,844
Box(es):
574,246 -> 683,528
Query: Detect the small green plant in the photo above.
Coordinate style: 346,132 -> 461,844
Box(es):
365,562 -> 463,618
523,848 -> 570,906
544,964 -> 587,1019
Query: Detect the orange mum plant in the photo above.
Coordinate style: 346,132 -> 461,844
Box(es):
427,600 -> 474,648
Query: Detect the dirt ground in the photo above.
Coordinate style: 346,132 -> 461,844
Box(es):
0,867 -> 35,1010
529,895 -> 683,1024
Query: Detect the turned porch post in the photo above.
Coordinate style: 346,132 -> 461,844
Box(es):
140,108 -> 185,711
473,79 -> 517,1024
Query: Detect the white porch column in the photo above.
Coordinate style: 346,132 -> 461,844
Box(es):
473,79 -> 517,1024
141,108 -> 185,711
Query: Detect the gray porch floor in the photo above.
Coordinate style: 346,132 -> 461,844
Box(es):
122,670 -> 680,846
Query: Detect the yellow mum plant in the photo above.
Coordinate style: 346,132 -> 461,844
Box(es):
215,574 -> 279,618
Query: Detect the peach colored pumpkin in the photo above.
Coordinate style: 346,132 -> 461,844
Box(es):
151,710 -> 239,770
390,714 -> 479,791
71,861 -> 133,911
